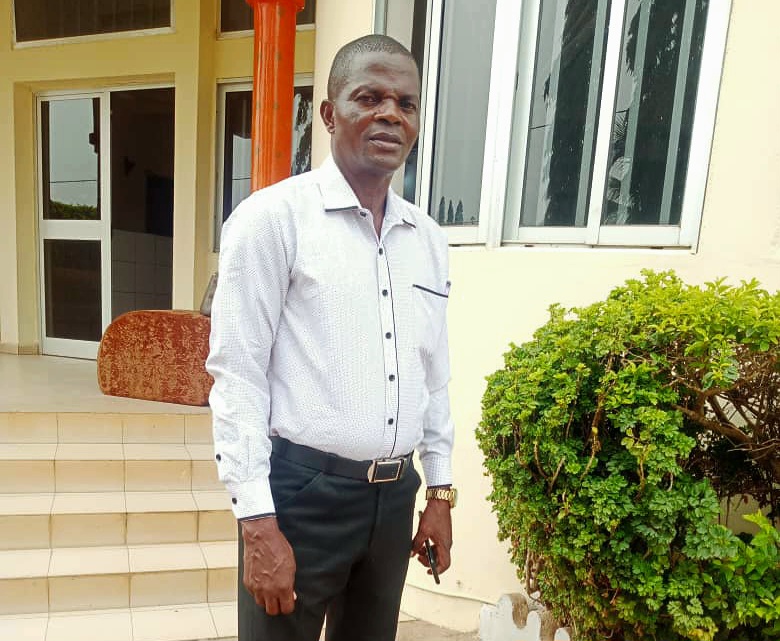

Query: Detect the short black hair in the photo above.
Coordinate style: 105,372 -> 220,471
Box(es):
327,34 -> 418,100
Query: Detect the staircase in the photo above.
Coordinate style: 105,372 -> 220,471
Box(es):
0,411 -> 238,641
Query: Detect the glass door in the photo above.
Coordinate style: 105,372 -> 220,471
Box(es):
38,95 -> 109,359
38,88 -> 175,359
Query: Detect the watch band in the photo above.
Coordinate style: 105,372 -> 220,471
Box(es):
425,487 -> 457,508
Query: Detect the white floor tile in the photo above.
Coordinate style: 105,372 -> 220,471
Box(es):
128,543 -> 205,573
0,548 -> 51,579
0,493 -> 54,515
51,491 -> 125,514
49,546 -> 129,577
0,614 -> 47,641
46,609 -> 132,641
125,491 -> 196,513
131,603 -> 216,641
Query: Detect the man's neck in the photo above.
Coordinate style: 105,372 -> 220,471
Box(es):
332,155 -> 393,226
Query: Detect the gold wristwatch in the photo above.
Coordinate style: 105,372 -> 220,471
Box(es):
425,486 -> 457,508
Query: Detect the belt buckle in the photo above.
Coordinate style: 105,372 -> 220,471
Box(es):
367,458 -> 404,483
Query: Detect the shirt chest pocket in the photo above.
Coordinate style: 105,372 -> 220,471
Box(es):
412,283 -> 449,354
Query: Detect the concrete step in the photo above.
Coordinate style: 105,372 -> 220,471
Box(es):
0,541 -> 237,615
0,490 -> 235,550
0,600 -> 237,641
0,412 -> 214,445
0,443 -> 222,493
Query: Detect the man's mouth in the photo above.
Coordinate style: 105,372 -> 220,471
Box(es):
368,132 -> 403,147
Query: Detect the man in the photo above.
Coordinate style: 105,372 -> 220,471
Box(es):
206,34 -> 456,641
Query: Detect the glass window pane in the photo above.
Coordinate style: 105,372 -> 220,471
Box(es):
520,0 -> 610,227
220,0 -> 316,32
44,240 -> 102,342
15,0 -> 171,42
602,0 -> 709,226
221,85 -> 313,222
110,88 -> 175,320
292,85 -> 314,175
42,98 -> 101,221
222,91 -> 252,221
429,0 -> 496,227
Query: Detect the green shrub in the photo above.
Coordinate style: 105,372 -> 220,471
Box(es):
477,270 -> 780,641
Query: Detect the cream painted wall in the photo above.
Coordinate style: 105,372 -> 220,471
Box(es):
12,86 -> 38,353
0,0 -> 315,353
0,72 -> 19,352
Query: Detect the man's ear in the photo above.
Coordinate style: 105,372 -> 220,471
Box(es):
320,100 -> 335,133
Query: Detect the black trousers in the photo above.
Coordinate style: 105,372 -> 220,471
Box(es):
238,452 -> 421,641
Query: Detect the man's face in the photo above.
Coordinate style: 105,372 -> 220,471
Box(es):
322,51 -> 420,183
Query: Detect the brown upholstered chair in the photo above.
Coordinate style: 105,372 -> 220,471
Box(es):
97,276 -> 218,406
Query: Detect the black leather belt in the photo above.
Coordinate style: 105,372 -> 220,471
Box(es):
271,437 -> 412,483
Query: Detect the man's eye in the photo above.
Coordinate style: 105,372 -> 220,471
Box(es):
358,95 -> 378,105
401,102 -> 418,113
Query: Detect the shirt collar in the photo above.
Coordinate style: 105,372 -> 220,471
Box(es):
316,155 -> 416,230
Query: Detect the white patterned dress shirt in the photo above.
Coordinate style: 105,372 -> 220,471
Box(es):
207,155 -> 454,519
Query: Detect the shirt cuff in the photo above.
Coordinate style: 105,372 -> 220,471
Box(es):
420,454 -> 452,488
225,478 -> 275,520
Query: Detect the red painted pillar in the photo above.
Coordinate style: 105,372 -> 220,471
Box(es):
246,0 -> 305,191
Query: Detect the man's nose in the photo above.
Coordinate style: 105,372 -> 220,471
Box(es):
374,99 -> 402,123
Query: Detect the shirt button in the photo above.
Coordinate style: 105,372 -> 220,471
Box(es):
378,248 -> 384,255
215,454 -> 221,462
382,289 -> 388,297
388,418 -> 394,425
231,498 -> 237,505
385,332 -> 392,339
389,374 -> 396,382
360,211 -> 367,217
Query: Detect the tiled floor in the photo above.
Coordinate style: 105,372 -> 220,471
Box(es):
0,602 -> 235,641
0,354 -> 210,414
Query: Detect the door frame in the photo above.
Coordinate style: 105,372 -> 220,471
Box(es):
36,84 -> 173,359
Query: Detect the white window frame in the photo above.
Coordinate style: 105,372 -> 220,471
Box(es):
489,0 -> 733,249
398,0 -> 731,248
12,0 -> 175,49
415,0 -> 495,245
214,74 -> 314,250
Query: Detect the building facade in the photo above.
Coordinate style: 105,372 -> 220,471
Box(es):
1,0 -> 778,630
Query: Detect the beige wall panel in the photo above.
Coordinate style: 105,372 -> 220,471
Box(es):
0,0 -> 17,350
697,0 -> 780,267
194,0 -> 219,309
0,84 -> 18,350
215,37 -> 255,81
169,3 -> 201,310
215,30 -> 315,81
13,86 -> 38,351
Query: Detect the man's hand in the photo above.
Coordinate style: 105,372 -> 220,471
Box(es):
411,499 -> 452,576
241,517 -> 296,615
